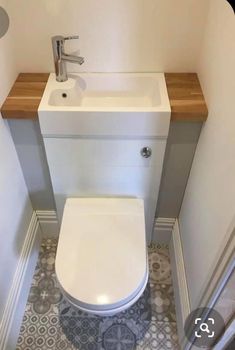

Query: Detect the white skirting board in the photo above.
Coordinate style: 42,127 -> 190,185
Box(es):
36,210 -> 59,237
169,220 -> 191,346
0,212 -> 42,350
152,217 -> 176,244
153,217 -> 191,346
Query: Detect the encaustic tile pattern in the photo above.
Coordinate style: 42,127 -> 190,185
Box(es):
16,239 -> 179,350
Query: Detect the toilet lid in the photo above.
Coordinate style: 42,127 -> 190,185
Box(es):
55,198 -> 147,311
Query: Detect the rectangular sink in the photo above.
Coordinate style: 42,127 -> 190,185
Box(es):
39,73 -> 171,137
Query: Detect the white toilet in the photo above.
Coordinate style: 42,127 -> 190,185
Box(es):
55,197 -> 148,316
39,76 -> 171,315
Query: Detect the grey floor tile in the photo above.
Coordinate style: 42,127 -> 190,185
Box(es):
16,240 -> 179,350
136,322 -> 179,350
16,310 -> 59,350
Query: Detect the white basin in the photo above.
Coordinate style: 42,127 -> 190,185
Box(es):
39,73 -> 171,137
47,73 -> 166,109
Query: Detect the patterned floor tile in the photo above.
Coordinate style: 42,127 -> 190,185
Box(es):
136,322 -> 179,350
16,239 -> 179,350
99,321 -> 137,350
150,283 -> 176,322
148,245 -> 172,285
16,311 -> 59,350
55,329 -> 78,350
28,275 -> 62,314
59,316 -> 101,350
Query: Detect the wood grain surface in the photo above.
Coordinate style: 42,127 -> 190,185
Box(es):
165,73 -> 208,121
1,73 -> 208,121
1,73 -> 49,119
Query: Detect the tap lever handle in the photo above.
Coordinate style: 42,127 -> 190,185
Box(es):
64,35 -> 79,41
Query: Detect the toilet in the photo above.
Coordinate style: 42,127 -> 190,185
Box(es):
55,197 -> 148,316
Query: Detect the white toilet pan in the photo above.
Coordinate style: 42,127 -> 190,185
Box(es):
55,198 -> 149,316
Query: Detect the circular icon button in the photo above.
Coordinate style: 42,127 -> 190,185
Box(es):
184,307 -> 225,348
0,7 -> 9,38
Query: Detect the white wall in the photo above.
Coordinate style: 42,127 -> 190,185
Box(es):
179,0 -> 235,310
0,0 -> 33,323
9,0 -> 209,73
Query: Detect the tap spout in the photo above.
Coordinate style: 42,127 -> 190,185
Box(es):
61,54 -> 84,65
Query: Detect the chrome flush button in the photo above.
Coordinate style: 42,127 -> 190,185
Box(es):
141,147 -> 152,158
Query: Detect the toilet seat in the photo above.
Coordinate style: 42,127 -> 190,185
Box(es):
55,198 -> 148,315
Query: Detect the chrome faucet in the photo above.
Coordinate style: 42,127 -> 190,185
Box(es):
52,35 -> 84,82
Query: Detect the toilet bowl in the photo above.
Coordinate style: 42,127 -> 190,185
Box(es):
55,197 -> 149,316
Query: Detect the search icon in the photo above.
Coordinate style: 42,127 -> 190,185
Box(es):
200,323 -> 210,333
184,307 -> 225,348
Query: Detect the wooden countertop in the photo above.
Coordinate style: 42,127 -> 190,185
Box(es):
165,73 -> 208,121
1,73 -> 49,119
1,72 -> 208,122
